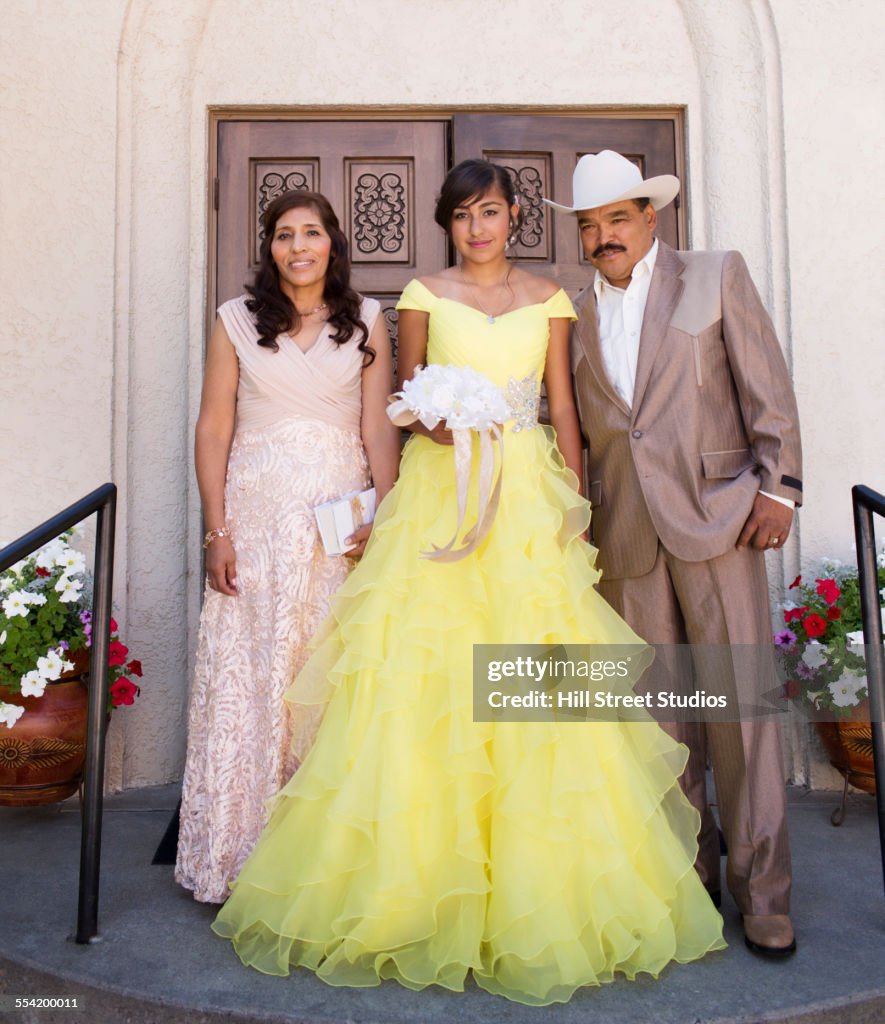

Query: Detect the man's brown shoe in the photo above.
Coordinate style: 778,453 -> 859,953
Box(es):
742,914 -> 796,958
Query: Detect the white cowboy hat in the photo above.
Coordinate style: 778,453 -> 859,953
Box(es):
542,150 -> 680,214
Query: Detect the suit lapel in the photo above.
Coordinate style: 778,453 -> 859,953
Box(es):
631,241 -> 685,419
573,288 -> 632,417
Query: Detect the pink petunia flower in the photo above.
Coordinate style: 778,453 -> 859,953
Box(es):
774,629 -> 798,648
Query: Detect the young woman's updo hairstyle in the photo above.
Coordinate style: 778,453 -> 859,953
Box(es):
433,160 -> 523,240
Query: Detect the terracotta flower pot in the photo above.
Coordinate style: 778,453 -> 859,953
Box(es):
814,698 -> 876,795
0,663 -> 90,807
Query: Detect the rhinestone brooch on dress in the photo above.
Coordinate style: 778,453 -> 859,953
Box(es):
505,373 -> 540,432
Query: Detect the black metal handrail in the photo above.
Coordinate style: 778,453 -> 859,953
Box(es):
0,483 -> 117,943
852,485 -> 885,897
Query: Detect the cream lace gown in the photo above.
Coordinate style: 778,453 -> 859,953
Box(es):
175,295 -> 377,903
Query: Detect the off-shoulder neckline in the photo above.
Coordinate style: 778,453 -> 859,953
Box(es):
407,279 -> 570,318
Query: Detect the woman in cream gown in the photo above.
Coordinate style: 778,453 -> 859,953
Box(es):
212,162 -> 725,1003
175,191 -> 398,904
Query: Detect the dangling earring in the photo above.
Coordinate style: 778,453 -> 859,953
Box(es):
507,201 -> 520,249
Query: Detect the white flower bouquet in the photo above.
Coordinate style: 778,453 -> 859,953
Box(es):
386,363 -> 511,432
387,365 -> 512,562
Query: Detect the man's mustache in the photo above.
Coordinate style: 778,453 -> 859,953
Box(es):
592,243 -> 627,259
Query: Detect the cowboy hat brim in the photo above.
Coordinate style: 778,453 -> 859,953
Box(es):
542,174 -> 680,214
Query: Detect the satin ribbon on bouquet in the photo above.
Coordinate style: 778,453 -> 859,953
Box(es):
387,364 -> 511,562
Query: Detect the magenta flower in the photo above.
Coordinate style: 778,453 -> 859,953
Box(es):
774,629 -> 798,649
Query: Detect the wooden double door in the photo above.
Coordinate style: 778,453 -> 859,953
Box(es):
214,113 -> 684,350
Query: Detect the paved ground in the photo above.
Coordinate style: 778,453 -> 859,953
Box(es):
1,784 -> 884,1024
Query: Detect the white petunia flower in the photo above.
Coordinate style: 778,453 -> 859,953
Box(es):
35,539 -> 67,570
2,591 -> 31,618
0,578 -> 13,593
0,703 -> 25,728
20,670 -> 47,698
55,549 -> 86,575
55,576 -> 84,603
828,672 -> 866,708
801,641 -> 826,670
37,650 -> 65,681
0,630 -> 6,644
25,592 -> 47,607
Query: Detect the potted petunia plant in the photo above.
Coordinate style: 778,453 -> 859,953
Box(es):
0,531 -> 143,805
774,550 -> 885,795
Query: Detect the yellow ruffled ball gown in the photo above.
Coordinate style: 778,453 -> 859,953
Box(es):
212,281 -> 725,1005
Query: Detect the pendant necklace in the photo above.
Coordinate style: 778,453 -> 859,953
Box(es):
460,265 -> 514,324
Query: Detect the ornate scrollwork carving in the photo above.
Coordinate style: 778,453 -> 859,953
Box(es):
502,165 -> 544,249
353,172 -> 406,254
382,305 -> 399,360
256,171 -> 311,241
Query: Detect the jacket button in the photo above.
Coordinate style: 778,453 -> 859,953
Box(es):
632,430 -> 643,439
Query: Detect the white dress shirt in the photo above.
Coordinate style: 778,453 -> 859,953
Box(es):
593,239 -> 657,409
594,238 -> 794,511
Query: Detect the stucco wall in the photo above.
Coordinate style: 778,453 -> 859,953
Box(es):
1,0 -> 882,789
771,0 -> 885,785
773,0 -> 885,566
0,2 -> 125,530
0,0 -> 130,780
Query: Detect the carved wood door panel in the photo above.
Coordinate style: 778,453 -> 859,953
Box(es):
452,114 -> 684,294
216,120 -> 449,351
213,114 -> 684,348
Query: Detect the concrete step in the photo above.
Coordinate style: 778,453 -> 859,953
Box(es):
1,785 -> 884,1024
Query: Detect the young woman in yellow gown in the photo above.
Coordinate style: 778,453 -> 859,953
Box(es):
212,161 -> 725,1005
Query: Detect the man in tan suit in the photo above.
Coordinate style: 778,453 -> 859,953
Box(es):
545,151 -> 802,958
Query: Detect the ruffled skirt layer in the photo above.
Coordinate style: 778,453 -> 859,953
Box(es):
212,428 -> 725,1003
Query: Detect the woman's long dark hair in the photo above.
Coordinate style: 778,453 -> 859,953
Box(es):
245,190 -> 373,361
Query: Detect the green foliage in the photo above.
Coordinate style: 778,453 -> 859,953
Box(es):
837,565 -> 885,634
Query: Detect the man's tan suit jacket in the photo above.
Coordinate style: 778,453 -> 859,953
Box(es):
571,240 -> 803,582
